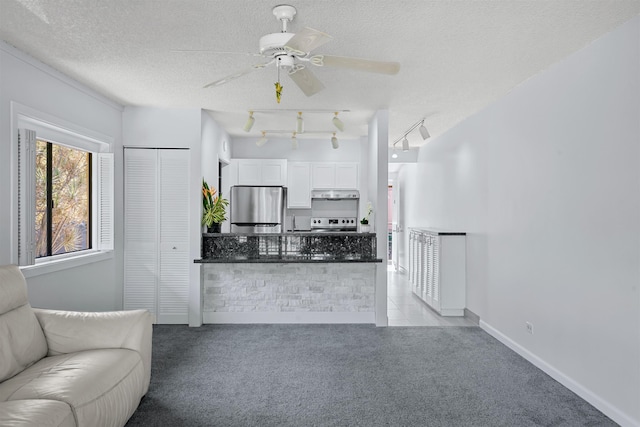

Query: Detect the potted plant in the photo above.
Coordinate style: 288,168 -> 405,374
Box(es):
360,201 -> 373,233
202,179 -> 229,233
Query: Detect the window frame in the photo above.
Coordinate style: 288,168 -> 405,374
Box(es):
36,138 -> 93,258
11,101 -> 114,278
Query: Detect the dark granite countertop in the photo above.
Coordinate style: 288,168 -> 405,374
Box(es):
195,258 -> 383,264
202,231 -> 376,236
197,232 -> 380,263
409,228 -> 466,236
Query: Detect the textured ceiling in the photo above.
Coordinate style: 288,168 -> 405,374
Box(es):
0,1 -> 638,148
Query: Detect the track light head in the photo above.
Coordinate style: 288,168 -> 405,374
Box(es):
243,111 -> 255,132
419,122 -> 430,140
296,112 -> 304,134
291,132 -> 298,150
332,112 -> 344,132
256,131 -> 268,147
402,137 -> 409,152
331,132 -> 339,149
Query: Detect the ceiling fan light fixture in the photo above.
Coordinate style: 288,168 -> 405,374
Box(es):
419,121 -> 430,140
332,112 -> 344,132
296,111 -> 304,133
402,137 -> 409,152
243,111 -> 255,132
331,132 -> 339,149
256,131 -> 268,147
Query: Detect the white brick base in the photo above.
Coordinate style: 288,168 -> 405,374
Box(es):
201,263 -> 376,324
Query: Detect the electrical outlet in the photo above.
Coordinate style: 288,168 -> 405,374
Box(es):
526,322 -> 534,334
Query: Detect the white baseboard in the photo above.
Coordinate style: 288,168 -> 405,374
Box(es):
203,311 -> 376,324
480,320 -> 638,427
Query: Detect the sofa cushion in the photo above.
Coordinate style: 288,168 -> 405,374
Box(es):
0,265 -> 47,382
0,349 -> 145,427
0,399 -> 75,427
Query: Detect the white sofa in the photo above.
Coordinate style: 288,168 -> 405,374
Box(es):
0,264 -> 153,427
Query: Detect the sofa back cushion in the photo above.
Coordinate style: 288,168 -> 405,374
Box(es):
0,265 -> 48,382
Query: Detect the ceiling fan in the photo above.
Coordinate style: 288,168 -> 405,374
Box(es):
201,4 -> 400,102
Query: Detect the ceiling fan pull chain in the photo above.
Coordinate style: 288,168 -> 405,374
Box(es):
275,60 -> 283,103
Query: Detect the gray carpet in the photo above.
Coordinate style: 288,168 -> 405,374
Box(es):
125,324 -> 615,427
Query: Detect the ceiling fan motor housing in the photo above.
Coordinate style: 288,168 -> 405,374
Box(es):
259,32 -> 295,57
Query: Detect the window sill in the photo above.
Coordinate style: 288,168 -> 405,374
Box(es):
20,250 -> 114,278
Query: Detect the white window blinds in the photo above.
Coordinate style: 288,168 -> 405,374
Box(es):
17,128 -> 36,266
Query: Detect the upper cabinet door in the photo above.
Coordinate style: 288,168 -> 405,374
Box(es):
334,163 -> 358,189
312,162 -> 359,190
311,163 -> 337,189
237,159 -> 262,185
287,162 -> 311,208
235,159 -> 287,186
261,160 -> 287,186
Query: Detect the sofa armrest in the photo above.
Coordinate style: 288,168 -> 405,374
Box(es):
33,308 -> 154,393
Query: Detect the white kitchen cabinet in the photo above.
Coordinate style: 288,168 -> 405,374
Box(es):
124,148 -> 190,324
311,162 -> 358,189
287,162 -> 311,208
234,158 -> 287,186
408,228 -> 466,316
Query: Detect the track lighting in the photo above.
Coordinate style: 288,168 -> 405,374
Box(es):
331,132 -> 339,149
296,111 -> 304,133
391,147 -> 398,159
419,120 -> 430,140
332,112 -> 344,132
256,131 -> 268,147
291,132 -> 298,150
243,111 -> 255,132
393,117 -> 430,150
402,137 -> 409,152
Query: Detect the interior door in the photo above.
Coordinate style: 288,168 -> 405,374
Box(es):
124,148 -> 159,315
158,149 -> 190,324
124,148 -> 190,324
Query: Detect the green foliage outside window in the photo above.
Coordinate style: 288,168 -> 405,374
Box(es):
35,140 -> 90,257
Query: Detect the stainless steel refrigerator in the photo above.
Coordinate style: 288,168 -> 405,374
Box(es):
230,186 -> 286,233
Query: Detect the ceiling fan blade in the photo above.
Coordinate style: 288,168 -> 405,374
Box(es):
284,27 -> 332,55
288,66 -> 325,97
203,61 -> 272,88
172,49 -> 265,58
313,55 -> 400,75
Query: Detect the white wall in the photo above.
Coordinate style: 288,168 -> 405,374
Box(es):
0,42 -> 125,311
399,16 -> 640,426
231,135 -> 363,162
368,110 -> 389,326
122,106 -> 203,326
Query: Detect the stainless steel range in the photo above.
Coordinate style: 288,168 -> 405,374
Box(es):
310,216 -> 358,232
310,189 -> 359,232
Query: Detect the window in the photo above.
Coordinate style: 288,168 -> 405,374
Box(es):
14,102 -> 113,271
35,139 -> 91,258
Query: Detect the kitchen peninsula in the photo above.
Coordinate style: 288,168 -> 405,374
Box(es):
195,232 -> 382,324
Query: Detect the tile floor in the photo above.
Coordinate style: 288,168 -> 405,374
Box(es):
387,264 -> 478,327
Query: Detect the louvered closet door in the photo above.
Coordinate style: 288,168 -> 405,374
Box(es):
124,149 -> 159,314
158,149 -> 189,324
431,235 -> 441,311
409,232 -> 416,293
425,234 -> 433,305
124,148 -> 189,324
418,234 -> 426,298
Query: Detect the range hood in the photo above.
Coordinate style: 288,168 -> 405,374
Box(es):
311,190 -> 359,200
